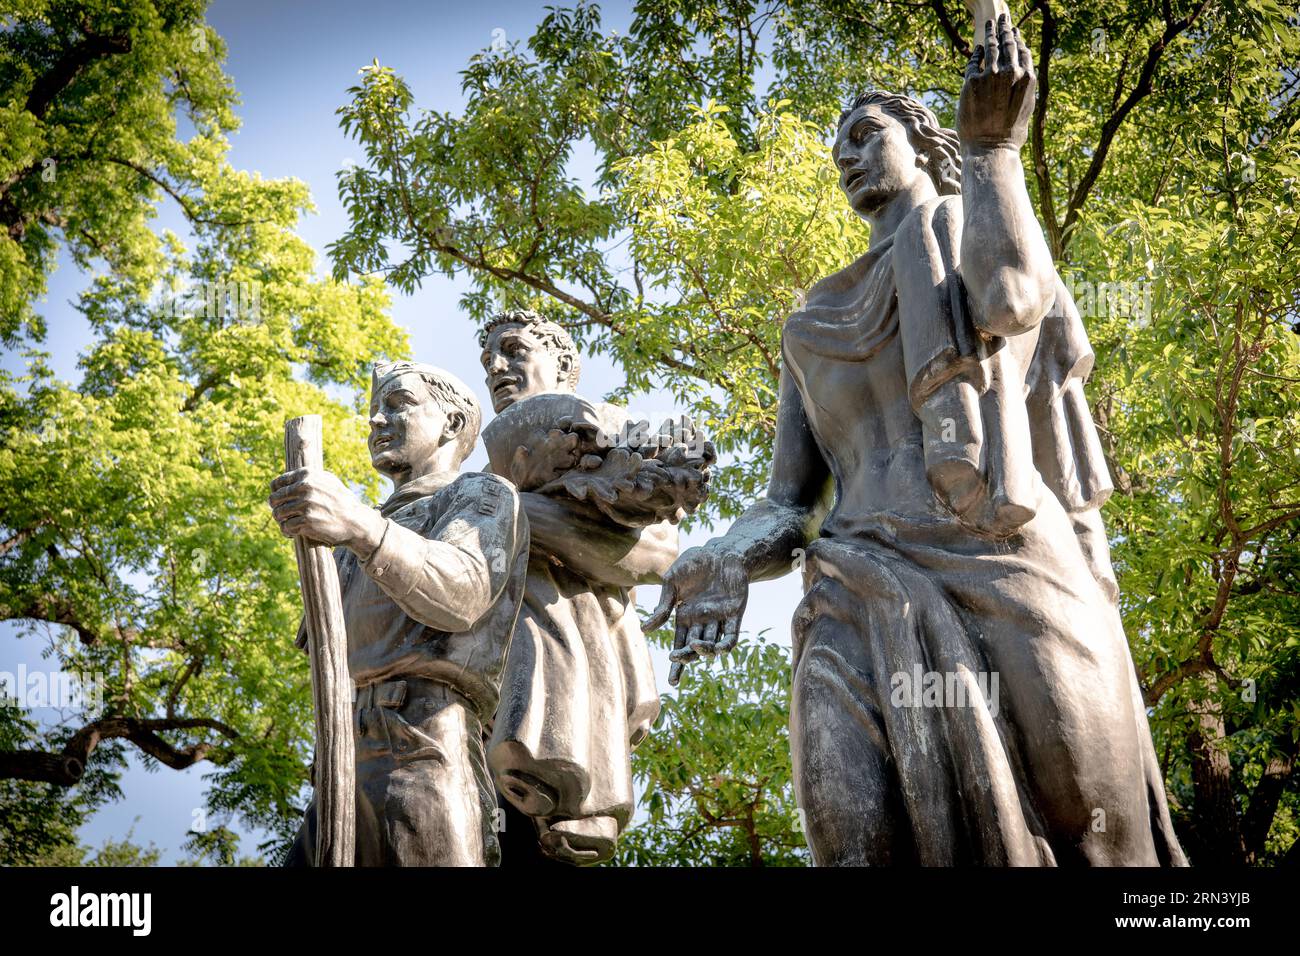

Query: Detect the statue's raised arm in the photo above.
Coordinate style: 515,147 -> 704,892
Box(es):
646,6 -> 1187,867
956,14 -> 1057,337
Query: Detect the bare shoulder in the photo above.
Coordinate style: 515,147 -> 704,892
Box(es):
897,194 -> 963,245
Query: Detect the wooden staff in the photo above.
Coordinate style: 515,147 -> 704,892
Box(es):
285,415 -> 355,867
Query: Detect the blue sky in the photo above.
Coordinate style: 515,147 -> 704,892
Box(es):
1,0 -> 805,862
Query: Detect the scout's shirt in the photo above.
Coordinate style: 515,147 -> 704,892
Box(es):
322,470 -> 528,720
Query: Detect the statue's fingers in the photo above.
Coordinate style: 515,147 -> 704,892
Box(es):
1015,30 -> 1034,74
966,44 -> 983,81
668,644 -> 699,664
701,620 -> 719,651
667,619 -> 697,658
685,623 -> 709,658
268,483 -> 303,506
270,468 -> 308,492
279,517 -> 306,538
718,616 -> 741,653
643,582 -> 677,632
984,18 -> 999,72
998,14 -> 1016,70
271,498 -> 308,521
668,660 -> 685,686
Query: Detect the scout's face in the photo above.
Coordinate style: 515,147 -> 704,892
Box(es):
833,104 -> 927,219
368,372 -> 459,479
480,323 -> 574,413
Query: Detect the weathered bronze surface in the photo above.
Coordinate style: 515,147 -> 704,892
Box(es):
646,16 -> 1188,866
480,310 -> 713,864
272,362 -> 528,866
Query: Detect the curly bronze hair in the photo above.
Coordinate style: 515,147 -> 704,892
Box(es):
478,308 -> 582,390
838,91 -> 962,196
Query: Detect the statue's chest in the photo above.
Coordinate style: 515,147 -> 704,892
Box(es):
784,319 -> 916,464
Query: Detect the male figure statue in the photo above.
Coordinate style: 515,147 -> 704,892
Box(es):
479,309 -> 684,864
646,17 -> 1187,866
270,362 -> 528,866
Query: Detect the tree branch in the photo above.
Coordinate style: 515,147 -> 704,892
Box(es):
24,26 -> 133,121
1029,1 -> 1063,258
0,716 -> 239,786
6,593 -> 101,646
1058,0 -> 1213,254
929,0 -> 972,58
90,157 -> 271,228
0,521 -> 47,559
1242,744 -> 1295,861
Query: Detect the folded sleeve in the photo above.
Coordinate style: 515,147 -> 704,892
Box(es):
358,474 -> 525,633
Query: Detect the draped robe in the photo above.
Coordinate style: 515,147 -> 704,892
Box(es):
486,400 -> 662,864
780,194 -> 1186,865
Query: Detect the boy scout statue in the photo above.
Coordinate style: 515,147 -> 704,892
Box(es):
270,361 -> 528,866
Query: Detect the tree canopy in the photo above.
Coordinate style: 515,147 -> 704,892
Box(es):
1,0 -> 1297,865
0,0 -> 406,864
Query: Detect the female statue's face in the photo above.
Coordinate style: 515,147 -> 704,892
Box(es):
832,104 -> 928,219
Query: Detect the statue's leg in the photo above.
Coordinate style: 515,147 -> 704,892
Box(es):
281,799 -> 316,866
286,750 -> 383,866
974,577 -> 1161,864
352,753 -> 387,867
361,679 -> 498,866
790,596 -> 916,866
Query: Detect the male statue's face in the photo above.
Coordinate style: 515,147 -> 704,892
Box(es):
833,104 -> 928,219
368,372 -> 458,479
480,323 -> 574,413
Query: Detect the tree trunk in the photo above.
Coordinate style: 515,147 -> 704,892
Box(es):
1186,674 -> 1247,865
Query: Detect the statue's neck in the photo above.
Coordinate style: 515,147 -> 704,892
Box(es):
867,178 -> 938,249
387,454 -> 462,494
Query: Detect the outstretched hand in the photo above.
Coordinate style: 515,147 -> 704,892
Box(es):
957,14 -> 1036,151
643,547 -> 749,686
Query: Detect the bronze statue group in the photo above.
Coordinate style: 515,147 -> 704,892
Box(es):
267,16 -> 1186,867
